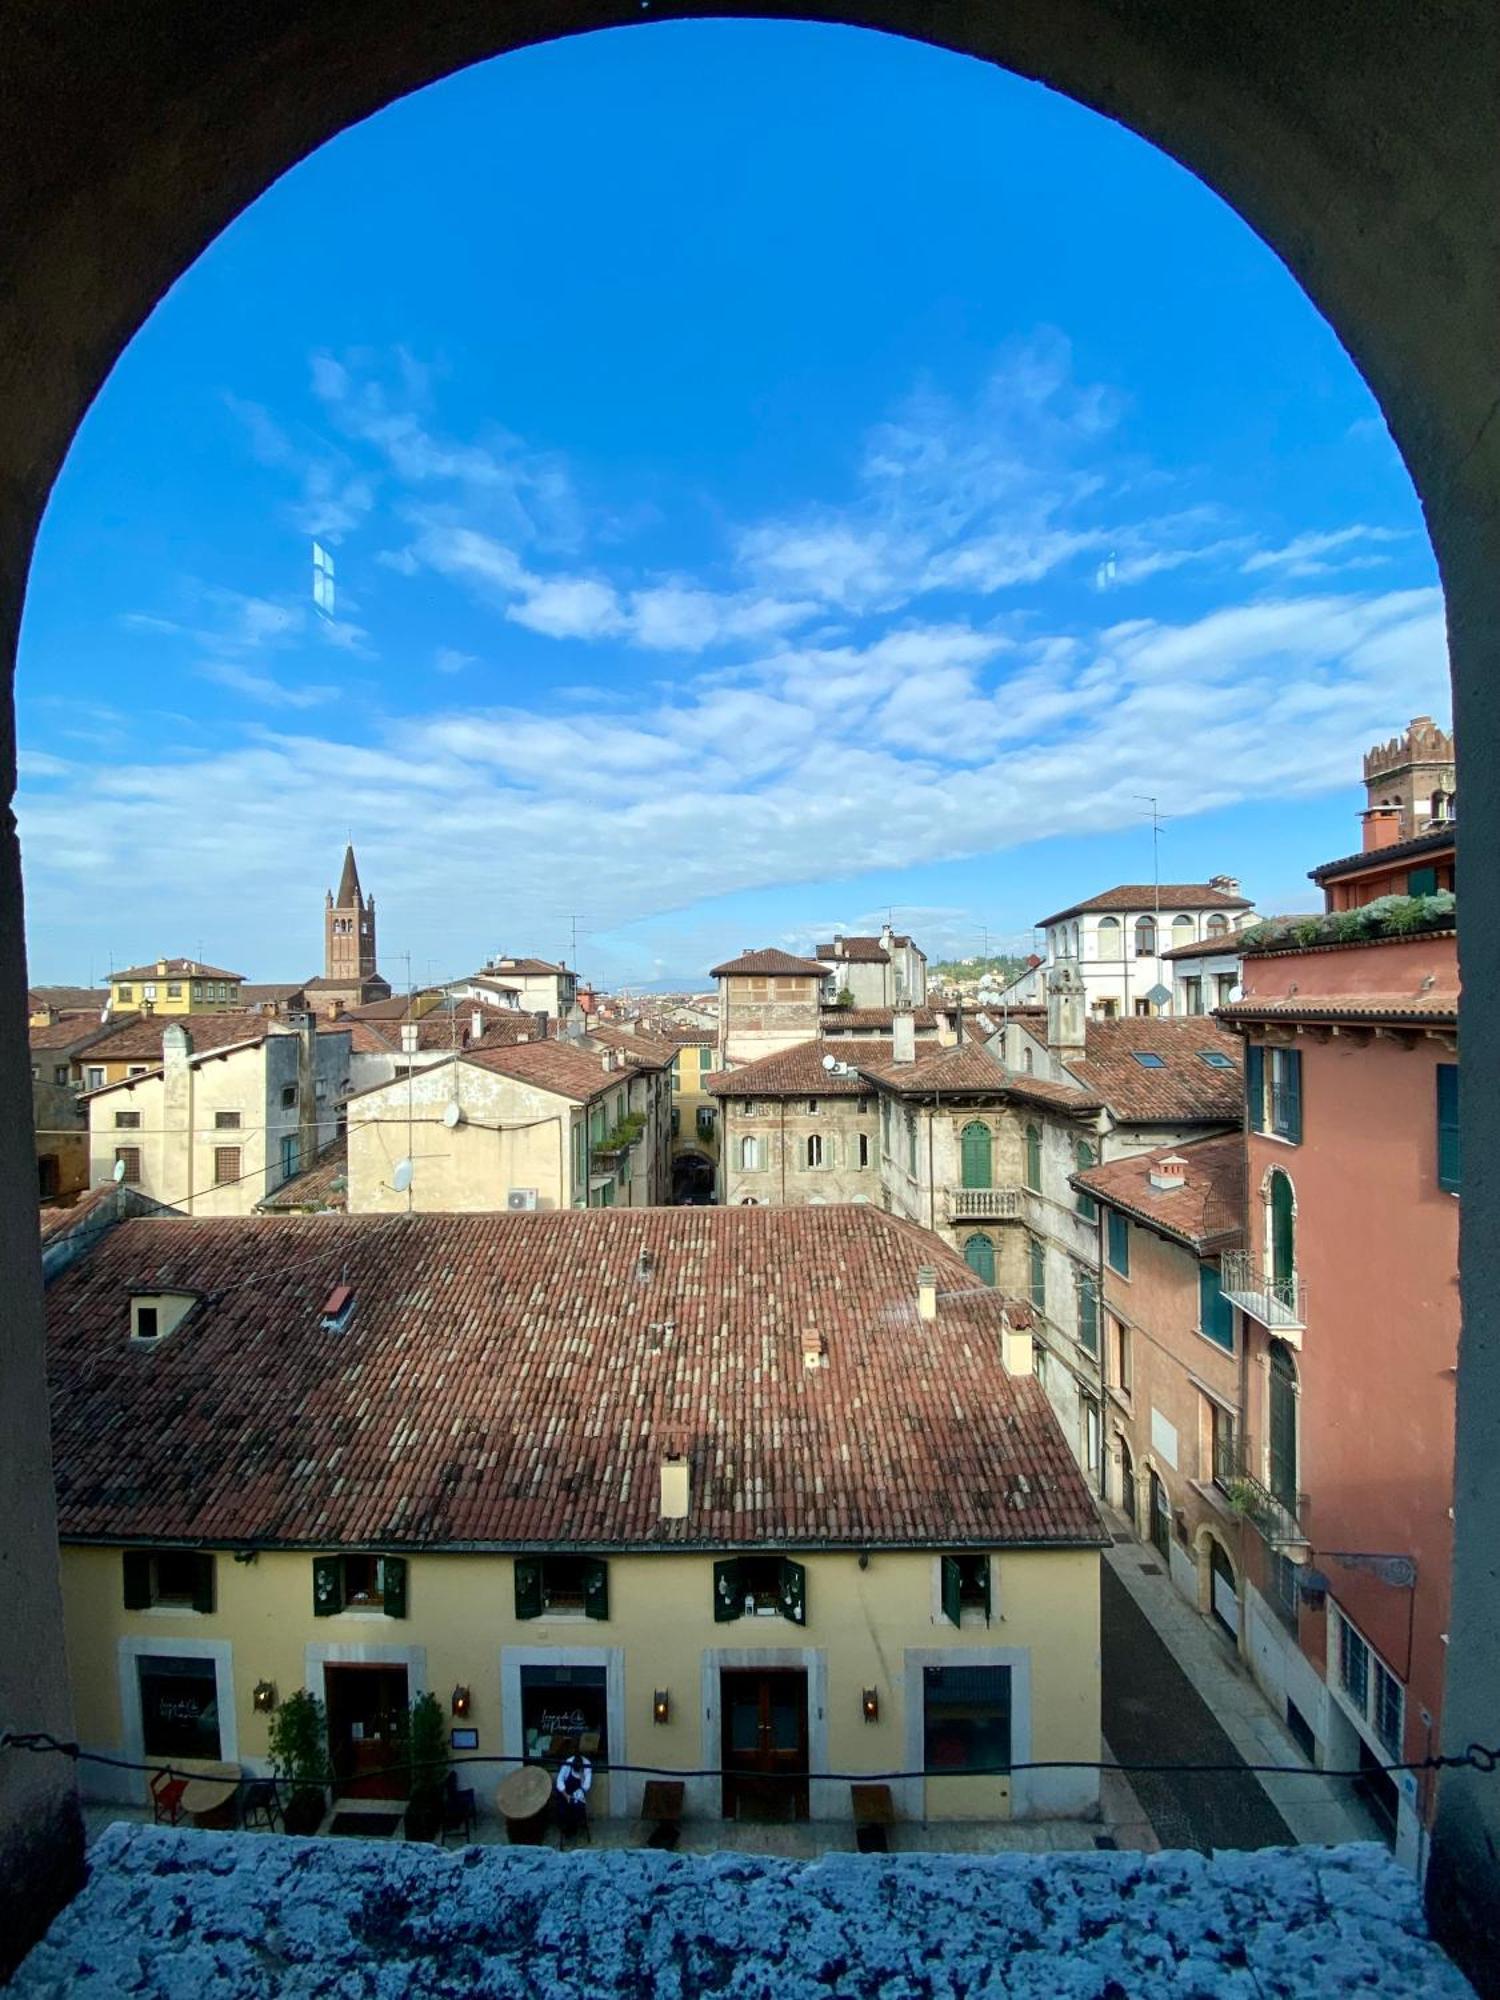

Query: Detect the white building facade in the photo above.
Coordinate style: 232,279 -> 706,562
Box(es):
1036,881 -> 1254,1020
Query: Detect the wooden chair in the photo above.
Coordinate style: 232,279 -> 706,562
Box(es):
439,1772 -> 476,1845
851,1783 -> 894,1853
150,1769 -> 187,1826
640,1779 -> 685,1851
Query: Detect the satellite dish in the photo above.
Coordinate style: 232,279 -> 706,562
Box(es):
442,1101 -> 464,1130
821,1053 -> 838,1071
111,1157 -> 127,1183
391,1158 -> 414,1194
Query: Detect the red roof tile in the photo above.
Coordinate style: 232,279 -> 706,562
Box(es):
1309,825 -> 1456,883
1070,1135 -> 1245,1253
30,1013 -> 114,1052
486,957 -> 567,977
710,948 -> 830,978
856,1042 -> 1100,1112
820,1007 -> 940,1031
816,937 -> 890,963
257,1138 -> 348,1213
1217,995 -> 1458,1028
708,1041 -> 885,1098
1064,1020 -> 1243,1124
1036,884 -> 1251,928
587,1026 -> 676,1070
45,1207 -> 1104,1551
110,958 -> 245,982
463,1040 -> 626,1103
30,986 -> 108,1014
83,1011 -> 273,1063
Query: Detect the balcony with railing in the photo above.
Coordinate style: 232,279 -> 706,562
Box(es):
1212,1433 -> 1308,1550
945,1185 -> 1023,1222
1219,1248 -> 1305,1341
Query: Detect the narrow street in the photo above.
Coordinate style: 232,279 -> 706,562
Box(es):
1101,1559 -> 1293,1852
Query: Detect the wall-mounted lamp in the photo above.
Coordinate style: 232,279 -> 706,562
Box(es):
451,1685 -> 471,1718
857,1551 -> 870,1571
233,1548 -> 259,1566
861,1687 -> 879,1724
653,1689 -> 670,1725
252,1680 -> 277,1713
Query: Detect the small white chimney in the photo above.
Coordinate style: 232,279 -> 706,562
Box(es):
892,1009 -> 916,1066
1149,1154 -> 1189,1192
802,1328 -> 828,1371
400,1022 -> 419,1055
1001,1310 -> 1035,1377
917,1266 -> 938,1321
471,1009 -> 484,1042
660,1452 -> 689,1520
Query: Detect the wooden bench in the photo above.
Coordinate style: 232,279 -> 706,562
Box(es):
851,1783 -> 894,1853
640,1780 -> 685,1850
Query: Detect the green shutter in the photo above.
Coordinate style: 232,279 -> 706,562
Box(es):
940,1555 -> 962,1628
976,1556 -> 992,1624
1029,1237 -> 1046,1312
313,1554 -> 344,1617
381,1555 -> 408,1619
1077,1273 -> 1098,1355
963,1232 -> 995,1285
713,1558 -> 743,1623
960,1122 -> 992,1190
1437,1064 -> 1460,1193
582,1557 -> 609,1621
1279,1050 -> 1303,1144
1024,1124 -> 1041,1191
778,1558 -> 807,1627
1246,1044 -> 1265,1132
123,1550 -> 152,1610
514,1557 -> 544,1621
192,1554 -> 216,1615
1108,1210 -> 1130,1276
1408,866 -> 1439,897
1199,1264 -> 1233,1352
1074,1143 -> 1097,1220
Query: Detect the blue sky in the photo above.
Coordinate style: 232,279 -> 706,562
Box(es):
17,22 -> 1447,990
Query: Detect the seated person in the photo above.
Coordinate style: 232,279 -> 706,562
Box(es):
554,1740 -> 593,1838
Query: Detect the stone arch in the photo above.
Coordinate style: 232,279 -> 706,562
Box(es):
1194,1522 -> 1241,1640
1,6 -> 1498,1982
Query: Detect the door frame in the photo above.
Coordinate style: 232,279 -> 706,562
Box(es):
323,1659 -> 412,1798
700,1646 -> 828,1820
500,1644 -> 626,1814
114,1634 -> 237,1806
719,1666 -> 810,1823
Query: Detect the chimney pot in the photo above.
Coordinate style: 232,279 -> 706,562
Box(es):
1148,1154 -> 1188,1192
892,1009 -> 916,1066
1001,1310 -> 1034,1377
802,1328 -> 828,1370
1361,806 -> 1402,853
471,1009 -> 483,1042
660,1452 -> 689,1520
917,1266 -> 938,1321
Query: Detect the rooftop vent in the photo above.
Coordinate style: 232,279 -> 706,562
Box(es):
320,1282 -> 356,1332
802,1328 -> 828,1371
1149,1155 -> 1188,1192
660,1452 -> 690,1521
635,1247 -> 655,1282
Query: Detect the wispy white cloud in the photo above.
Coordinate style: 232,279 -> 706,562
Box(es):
1241,525 -> 1407,579
197,662 -> 339,709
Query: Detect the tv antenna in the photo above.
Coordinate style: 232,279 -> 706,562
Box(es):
1135,796 -> 1173,915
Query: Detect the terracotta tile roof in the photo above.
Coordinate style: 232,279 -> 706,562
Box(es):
1064,1020 -> 1243,1124
463,1040 -> 625,1103
588,1026 -> 676,1070
487,957 -> 567,977
1070,1135 -> 1245,1253
645,1026 -> 717,1047
856,1042 -> 1100,1112
30,986 -> 107,1014
30,1013 -> 114,1052
1309,825 -> 1456,883
110,958 -> 245,982
455,976 -> 523,999
240,983 -> 308,1006
257,1138 -> 348,1213
342,994 -> 436,1022
710,948 -> 831,978
44,1206 -> 1104,1551
1159,935 -> 1251,962
820,1007 -> 939,1031
39,1184 -> 120,1245
83,1011 -> 272,1063
816,937 -> 890,964
1036,884 -> 1252,928
708,1040 -> 886,1098
343,1019 -> 401,1056
1217,994 -> 1458,1028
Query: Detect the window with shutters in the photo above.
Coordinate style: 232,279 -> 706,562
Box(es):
906,1111 -> 918,1176
514,1555 -> 609,1621
696,1105 -> 715,1141
960,1121 -> 992,1190
313,1552 -> 409,1618
1076,1271 -> 1099,1356
115,1146 -> 142,1184
1267,1046 -> 1302,1142
1437,1063 -> 1460,1193
963,1232 -> 996,1285
1107,1209 -> 1130,1277
1023,1123 -> 1042,1192
122,1549 -> 215,1613
713,1555 -> 807,1624
1206,914 -> 1229,938
805,1133 -> 824,1168
739,1133 -> 764,1172
1028,1237 -> 1046,1313
923,1663 -> 1011,1774
213,1145 -> 241,1186
1073,1141 -> 1097,1219
939,1552 -> 992,1627
1134,917 -> 1157,958
1113,1315 -> 1132,1395
1198,1262 -> 1235,1352
1407,865 -> 1439,897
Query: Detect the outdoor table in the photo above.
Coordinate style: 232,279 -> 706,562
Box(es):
178,1763 -> 242,1829
496,1763 -> 553,1844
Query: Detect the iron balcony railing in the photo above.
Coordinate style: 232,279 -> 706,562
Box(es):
1213,1434 -> 1308,1550
1220,1248 -> 1306,1337
946,1186 -> 1023,1222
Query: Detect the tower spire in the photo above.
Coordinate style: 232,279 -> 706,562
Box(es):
337,843 -> 362,909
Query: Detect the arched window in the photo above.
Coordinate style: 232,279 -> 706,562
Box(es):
739,1134 -> 763,1172
805,1133 -> 824,1169
963,1233 -> 996,1285
1134,916 -> 1157,958
1022,1046 -> 1034,1073
1206,913 -> 1229,938
1074,1140 -> 1097,1219
1171,915 -> 1194,947
1268,1167 -> 1296,1303
960,1120 -> 992,1190
1024,1122 -> 1042,1192
1070,921 -> 1081,959
1096,915 -> 1122,960
1268,1339 -> 1299,1513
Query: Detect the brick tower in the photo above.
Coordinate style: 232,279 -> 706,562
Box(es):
1363,716 -> 1456,840
310,844 -> 390,1012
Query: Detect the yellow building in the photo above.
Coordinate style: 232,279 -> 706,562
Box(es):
108,957 -> 246,1015
48,1206 -> 1104,1827
658,1029 -> 718,1201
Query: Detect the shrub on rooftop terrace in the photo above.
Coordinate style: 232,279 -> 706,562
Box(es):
1241,891 -> 1455,955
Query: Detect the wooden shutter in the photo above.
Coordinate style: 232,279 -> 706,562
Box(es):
960,1122 -> 992,1190
1407,865 -> 1438,897
582,1557 -> 609,1622
1199,1264 -> 1232,1351
1437,1064 -> 1460,1193
1108,1210 -> 1130,1276
123,1550 -> 152,1610
713,1557 -> 743,1623
1077,1273 -> 1098,1354
1246,1044 -> 1265,1133
1278,1050 -> 1303,1144
514,1557 -> 544,1621
313,1554 -> 344,1616
381,1556 -> 408,1619
940,1555 -> 962,1628
976,1556 -> 992,1623
778,1558 -> 807,1627
192,1554 -> 216,1615
1074,1143 -> 1097,1220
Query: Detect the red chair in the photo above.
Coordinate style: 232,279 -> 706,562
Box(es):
150,1770 -> 187,1825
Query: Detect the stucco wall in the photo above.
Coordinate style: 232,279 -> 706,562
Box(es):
61,1542 -> 1100,1824
719,1098 -> 879,1206
347,1060 -> 584,1212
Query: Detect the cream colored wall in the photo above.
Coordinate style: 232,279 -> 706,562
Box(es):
346,1061 -> 579,1213
720,977 -> 823,1064
670,1046 -> 719,1166
61,1542 -> 1100,1824
719,1098 -> 881,1207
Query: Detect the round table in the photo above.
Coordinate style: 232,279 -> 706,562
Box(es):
496,1763 -> 553,1845
179,1764 -> 241,1828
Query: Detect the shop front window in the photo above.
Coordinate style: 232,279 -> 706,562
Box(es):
138,1655 -> 221,1760
520,1663 -> 608,1765
922,1664 -> 1011,1774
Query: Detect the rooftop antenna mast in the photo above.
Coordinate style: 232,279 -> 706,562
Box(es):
1135,796 -> 1173,918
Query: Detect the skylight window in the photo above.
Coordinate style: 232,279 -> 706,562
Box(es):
1198,1050 -> 1235,1069
1131,1052 -> 1167,1068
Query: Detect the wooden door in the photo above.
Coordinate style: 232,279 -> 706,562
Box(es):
325,1664 -> 410,1798
720,1669 -> 808,1821
1268,1340 -> 1299,1513
1149,1471 -> 1171,1561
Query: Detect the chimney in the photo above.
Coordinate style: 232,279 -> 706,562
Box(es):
660,1452 -> 690,1520
163,1022 -> 193,1069
156,959 -> 168,976
892,1008 -> 916,1066
1001,1309 -> 1034,1377
1046,964 -> 1087,1063
917,1266 -> 938,1321
880,922 -> 894,951
1361,806 -> 1402,853
471,1009 -> 484,1043
400,1022 -> 419,1054
802,1328 -> 828,1371
1149,1154 -> 1188,1192
833,934 -> 846,959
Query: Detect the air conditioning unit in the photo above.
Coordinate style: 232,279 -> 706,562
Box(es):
506,1188 -> 539,1212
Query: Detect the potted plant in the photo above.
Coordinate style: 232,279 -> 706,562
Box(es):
403,1692 -> 450,1842
268,1688 -> 329,1836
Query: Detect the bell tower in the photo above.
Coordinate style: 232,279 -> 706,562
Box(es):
325,843 -> 379,985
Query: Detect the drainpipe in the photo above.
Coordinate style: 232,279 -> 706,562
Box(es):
927,1098 -> 936,1232
779,1099 -> 786,1203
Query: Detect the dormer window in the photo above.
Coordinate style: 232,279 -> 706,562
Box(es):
320,1283 -> 356,1332
129,1290 -> 200,1343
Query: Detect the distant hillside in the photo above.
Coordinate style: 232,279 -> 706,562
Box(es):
927,954 -> 1031,986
